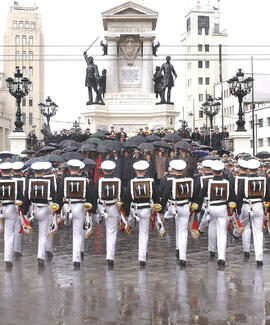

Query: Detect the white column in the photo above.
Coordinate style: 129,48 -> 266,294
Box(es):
104,35 -> 120,94
8,131 -> 27,155
142,37 -> 154,94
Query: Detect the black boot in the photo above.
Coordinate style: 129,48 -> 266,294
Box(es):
179,260 -> 186,267
14,252 -> 22,259
210,251 -> 216,259
73,262 -> 81,270
217,259 -> 225,267
38,258 -> 45,268
257,261 -> 263,267
46,251 -> 53,260
176,249 -> 179,259
81,252 -> 85,262
106,259 -> 114,267
244,252 -> 250,259
139,261 -> 146,268
6,261 -> 13,270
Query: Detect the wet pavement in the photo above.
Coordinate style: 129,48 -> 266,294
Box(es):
0,221 -> 270,325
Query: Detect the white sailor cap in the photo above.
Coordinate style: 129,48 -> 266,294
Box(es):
42,161 -> 52,170
67,159 -> 85,169
12,161 -> 24,171
211,160 -> 224,172
31,162 -> 44,171
169,159 -> 186,171
0,162 -> 13,170
202,160 -> 212,168
247,159 -> 260,170
133,160 -> 149,171
101,160 -> 116,170
237,159 -> 249,169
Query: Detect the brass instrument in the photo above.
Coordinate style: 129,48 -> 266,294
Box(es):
116,201 -> 131,234
189,203 -> 200,240
228,202 -> 244,237
48,203 -> 60,237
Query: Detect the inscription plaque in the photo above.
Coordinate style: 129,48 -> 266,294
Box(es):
120,67 -> 140,85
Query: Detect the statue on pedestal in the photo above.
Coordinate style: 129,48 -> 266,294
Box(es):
153,66 -> 165,103
155,56 -> 177,104
100,41 -> 108,56
98,69 -> 107,99
152,41 -> 160,57
83,52 -> 105,105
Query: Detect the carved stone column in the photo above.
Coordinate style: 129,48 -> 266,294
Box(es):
141,36 -> 155,94
104,35 -> 120,93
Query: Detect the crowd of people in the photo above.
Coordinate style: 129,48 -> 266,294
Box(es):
0,125 -> 269,272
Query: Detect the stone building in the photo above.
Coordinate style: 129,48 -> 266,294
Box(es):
3,3 -> 44,141
0,72 -> 12,151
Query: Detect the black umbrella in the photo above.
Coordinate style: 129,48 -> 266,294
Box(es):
199,145 -> 213,151
21,149 -> 36,155
128,135 -> 147,145
52,149 -> 64,155
80,143 -> 97,152
256,151 -> 270,159
137,143 -> 155,151
61,152 -> 84,161
59,162 -> 69,168
191,141 -> 200,148
83,158 -> 96,166
181,138 -> 192,143
152,141 -> 171,148
164,133 -> 182,143
38,145 -> 56,153
174,141 -> 191,151
60,140 -> 81,148
122,142 -> 137,149
62,146 -> 78,152
146,134 -> 160,142
107,141 -> 123,152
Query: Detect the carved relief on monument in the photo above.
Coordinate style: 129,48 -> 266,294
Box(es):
118,35 -> 142,66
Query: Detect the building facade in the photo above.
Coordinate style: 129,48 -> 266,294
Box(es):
181,1 -> 228,130
0,72 -> 12,151
3,3 -> 44,141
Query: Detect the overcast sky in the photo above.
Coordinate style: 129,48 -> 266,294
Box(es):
1,0 -> 270,131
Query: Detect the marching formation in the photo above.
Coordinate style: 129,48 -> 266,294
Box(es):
0,154 -> 270,271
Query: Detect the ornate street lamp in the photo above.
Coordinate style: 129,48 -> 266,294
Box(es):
227,69 -> 253,131
202,95 -> 221,129
6,67 -> 32,132
38,96 -> 58,132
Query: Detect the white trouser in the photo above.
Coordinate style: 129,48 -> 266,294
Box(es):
240,202 -> 264,261
14,208 -> 22,253
97,204 -> 119,260
165,204 -> 190,260
46,203 -> 53,253
208,205 -> 228,261
63,203 -> 85,263
3,204 -> 17,262
208,219 -> 217,253
34,205 -> 50,260
131,207 -> 151,262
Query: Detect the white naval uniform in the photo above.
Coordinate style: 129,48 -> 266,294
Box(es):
2,204 -> 18,262
14,206 -> 22,254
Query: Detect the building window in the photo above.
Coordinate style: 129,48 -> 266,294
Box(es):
199,94 -> 203,101
22,51 -> 26,60
22,113 -> 26,124
205,77 -> 210,85
199,110 -> 204,118
22,66 -> 26,76
205,44 -> 210,52
15,51 -> 19,60
29,113 -> 33,126
205,61 -> 210,68
258,139 -> 263,147
186,17 -> 191,32
19,21 -> 23,28
22,35 -> 26,45
267,117 -> 270,126
258,118 -> 263,127
198,28 -> 202,35
13,21 -> 17,28
198,15 -> 210,29
29,36 -> 33,45
205,28 -> 209,35
198,44 -> 203,52
29,51 -> 33,60
29,98 -> 33,106
22,98 -> 26,106
29,66 -> 33,76
198,61 -> 203,68
198,77 -> 203,85
15,35 -> 20,45
31,21 -> 36,28
25,21 -> 29,28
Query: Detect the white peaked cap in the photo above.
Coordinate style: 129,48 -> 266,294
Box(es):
237,159 -> 249,169
169,159 -> 187,171
133,160 -> 149,171
202,160 -> 212,168
12,161 -> 24,170
0,162 -> 13,170
211,160 -> 224,171
31,162 -> 44,171
67,159 -> 84,169
42,161 -> 52,170
247,159 -> 260,170
101,160 -> 116,170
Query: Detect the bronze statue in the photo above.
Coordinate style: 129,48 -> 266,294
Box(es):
153,41 -> 160,57
156,56 -> 177,104
98,69 -> 107,99
83,52 -> 104,105
153,66 -> 165,103
100,41 -> 108,56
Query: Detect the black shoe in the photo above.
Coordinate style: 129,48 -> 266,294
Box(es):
217,259 -> 226,266
14,252 -> 22,259
38,258 -> 45,268
81,252 -> 84,262
146,252 -> 148,260
106,259 -> 114,267
139,261 -> 146,267
244,252 -> 250,259
176,250 -> 179,259
6,261 -> 13,270
46,251 -> 53,259
73,262 -> 81,269
179,260 -> 186,267
210,251 -> 216,259
257,261 -> 263,267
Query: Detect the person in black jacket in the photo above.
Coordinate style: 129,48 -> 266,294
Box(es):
191,128 -> 201,142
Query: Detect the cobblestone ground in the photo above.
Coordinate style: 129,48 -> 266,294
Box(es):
0,220 -> 270,325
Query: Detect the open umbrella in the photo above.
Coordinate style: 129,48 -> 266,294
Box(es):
21,149 -> 36,155
164,133 -> 182,143
90,132 -> 106,139
38,145 -> 57,153
24,157 -> 48,168
61,152 -> 84,161
152,141 -> 171,148
106,141 -> 123,152
146,135 -> 160,142
87,137 -> 102,144
256,151 -> 270,159
137,143 -> 155,151
83,158 -> 96,166
62,146 -> 78,152
174,141 -> 191,151
191,150 -> 209,157
80,143 -> 97,152
128,135 -> 147,145
199,145 -> 212,151
122,142 -> 137,149
44,154 -> 64,163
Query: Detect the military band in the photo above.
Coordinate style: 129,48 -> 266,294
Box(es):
0,156 -> 269,271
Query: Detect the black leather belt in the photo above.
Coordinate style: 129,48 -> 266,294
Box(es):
2,202 -> 14,206
210,202 -> 226,206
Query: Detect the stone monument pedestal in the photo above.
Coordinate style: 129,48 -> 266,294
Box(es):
8,131 -> 27,156
230,131 -> 252,155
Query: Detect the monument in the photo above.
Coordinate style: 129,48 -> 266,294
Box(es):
81,1 -> 179,133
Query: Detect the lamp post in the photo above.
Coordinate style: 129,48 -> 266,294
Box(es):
38,96 -> 58,133
202,95 -> 221,129
6,67 -> 32,132
227,69 -> 253,132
